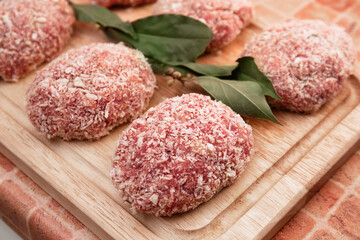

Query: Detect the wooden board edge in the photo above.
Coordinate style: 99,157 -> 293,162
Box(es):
218,105 -> 360,240
0,109 -> 161,240
262,139 -> 360,240
0,143 -> 115,240
262,105 -> 359,239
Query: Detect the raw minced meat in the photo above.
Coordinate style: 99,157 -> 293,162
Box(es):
26,43 -> 156,141
92,0 -> 156,7
111,93 -> 254,216
0,0 -> 75,81
153,0 -> 254,52
242,20 -> 355,113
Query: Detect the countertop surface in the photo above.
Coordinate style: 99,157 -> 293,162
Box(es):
1,0 -> 360,239
0,219 -> 21,240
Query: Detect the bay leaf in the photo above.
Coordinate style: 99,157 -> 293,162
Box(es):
148,59 -> 236,77
72,4 -> 137,38
129,14 -> 213,63
169,62 -> 236,77
231,57 -> 281,100
194,76 -> 281,123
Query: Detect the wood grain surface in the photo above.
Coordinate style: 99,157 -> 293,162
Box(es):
0,1 -> 359,239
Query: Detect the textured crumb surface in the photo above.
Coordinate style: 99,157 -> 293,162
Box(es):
111,93 -> 254,216
92,0 -> 156,7
0,0 -> 75,82
153,0 -> 254,52
26,43 -> 156,141
242,20 -> 355,113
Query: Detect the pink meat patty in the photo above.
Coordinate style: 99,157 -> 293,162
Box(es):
92,0 -> 156,7
242,20 -> 355,113
26,43 -> 156,141
0,0 -> 75,81
153,0 -> 254,52
111,93 -> 254,216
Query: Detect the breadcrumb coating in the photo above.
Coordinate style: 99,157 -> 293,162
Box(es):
26,43 -> 156,140
243,20 -> 355,113
0,0 -> 75,81
111,93 -> 253,216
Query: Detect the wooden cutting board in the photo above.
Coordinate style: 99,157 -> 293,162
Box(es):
0,1 -> 359,239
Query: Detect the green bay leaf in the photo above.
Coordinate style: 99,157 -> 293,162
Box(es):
130,14 -> 213,63
169,62 -> 236,77
194,76 -> 281,124
103,28 -> 135,45
147,59 -> 236,77
72,4 -> 137,39
231,57 -> 281,100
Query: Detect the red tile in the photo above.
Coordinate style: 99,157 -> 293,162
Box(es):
48,199 -> 84,231
347,152 -> 360,169
29,209 -> 73,240
278,151 -> 360,239
309,229 -> 337,240
328,195 -> 360,239
335,17 -> 358,35
0,180 -> 36,232
253,4 -> 286,29
15,171 -> 50,200
260,0 -> 307,15
273,211 -> 316,240
0,153 -> 15,174
304,181 -> 345,218
295,2 -> 338,23
355,181 -> 360,194
316,0 -> 356,12
348,3 -> 360,22
332,153 -> 360,186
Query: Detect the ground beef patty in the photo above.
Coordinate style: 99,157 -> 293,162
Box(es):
92,0 -> 156,7
0,0 -> 75,81
153,0 -> 254,52
111,93 -> 254,216
242,20 -> 355,113
26,43 -> 156,141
